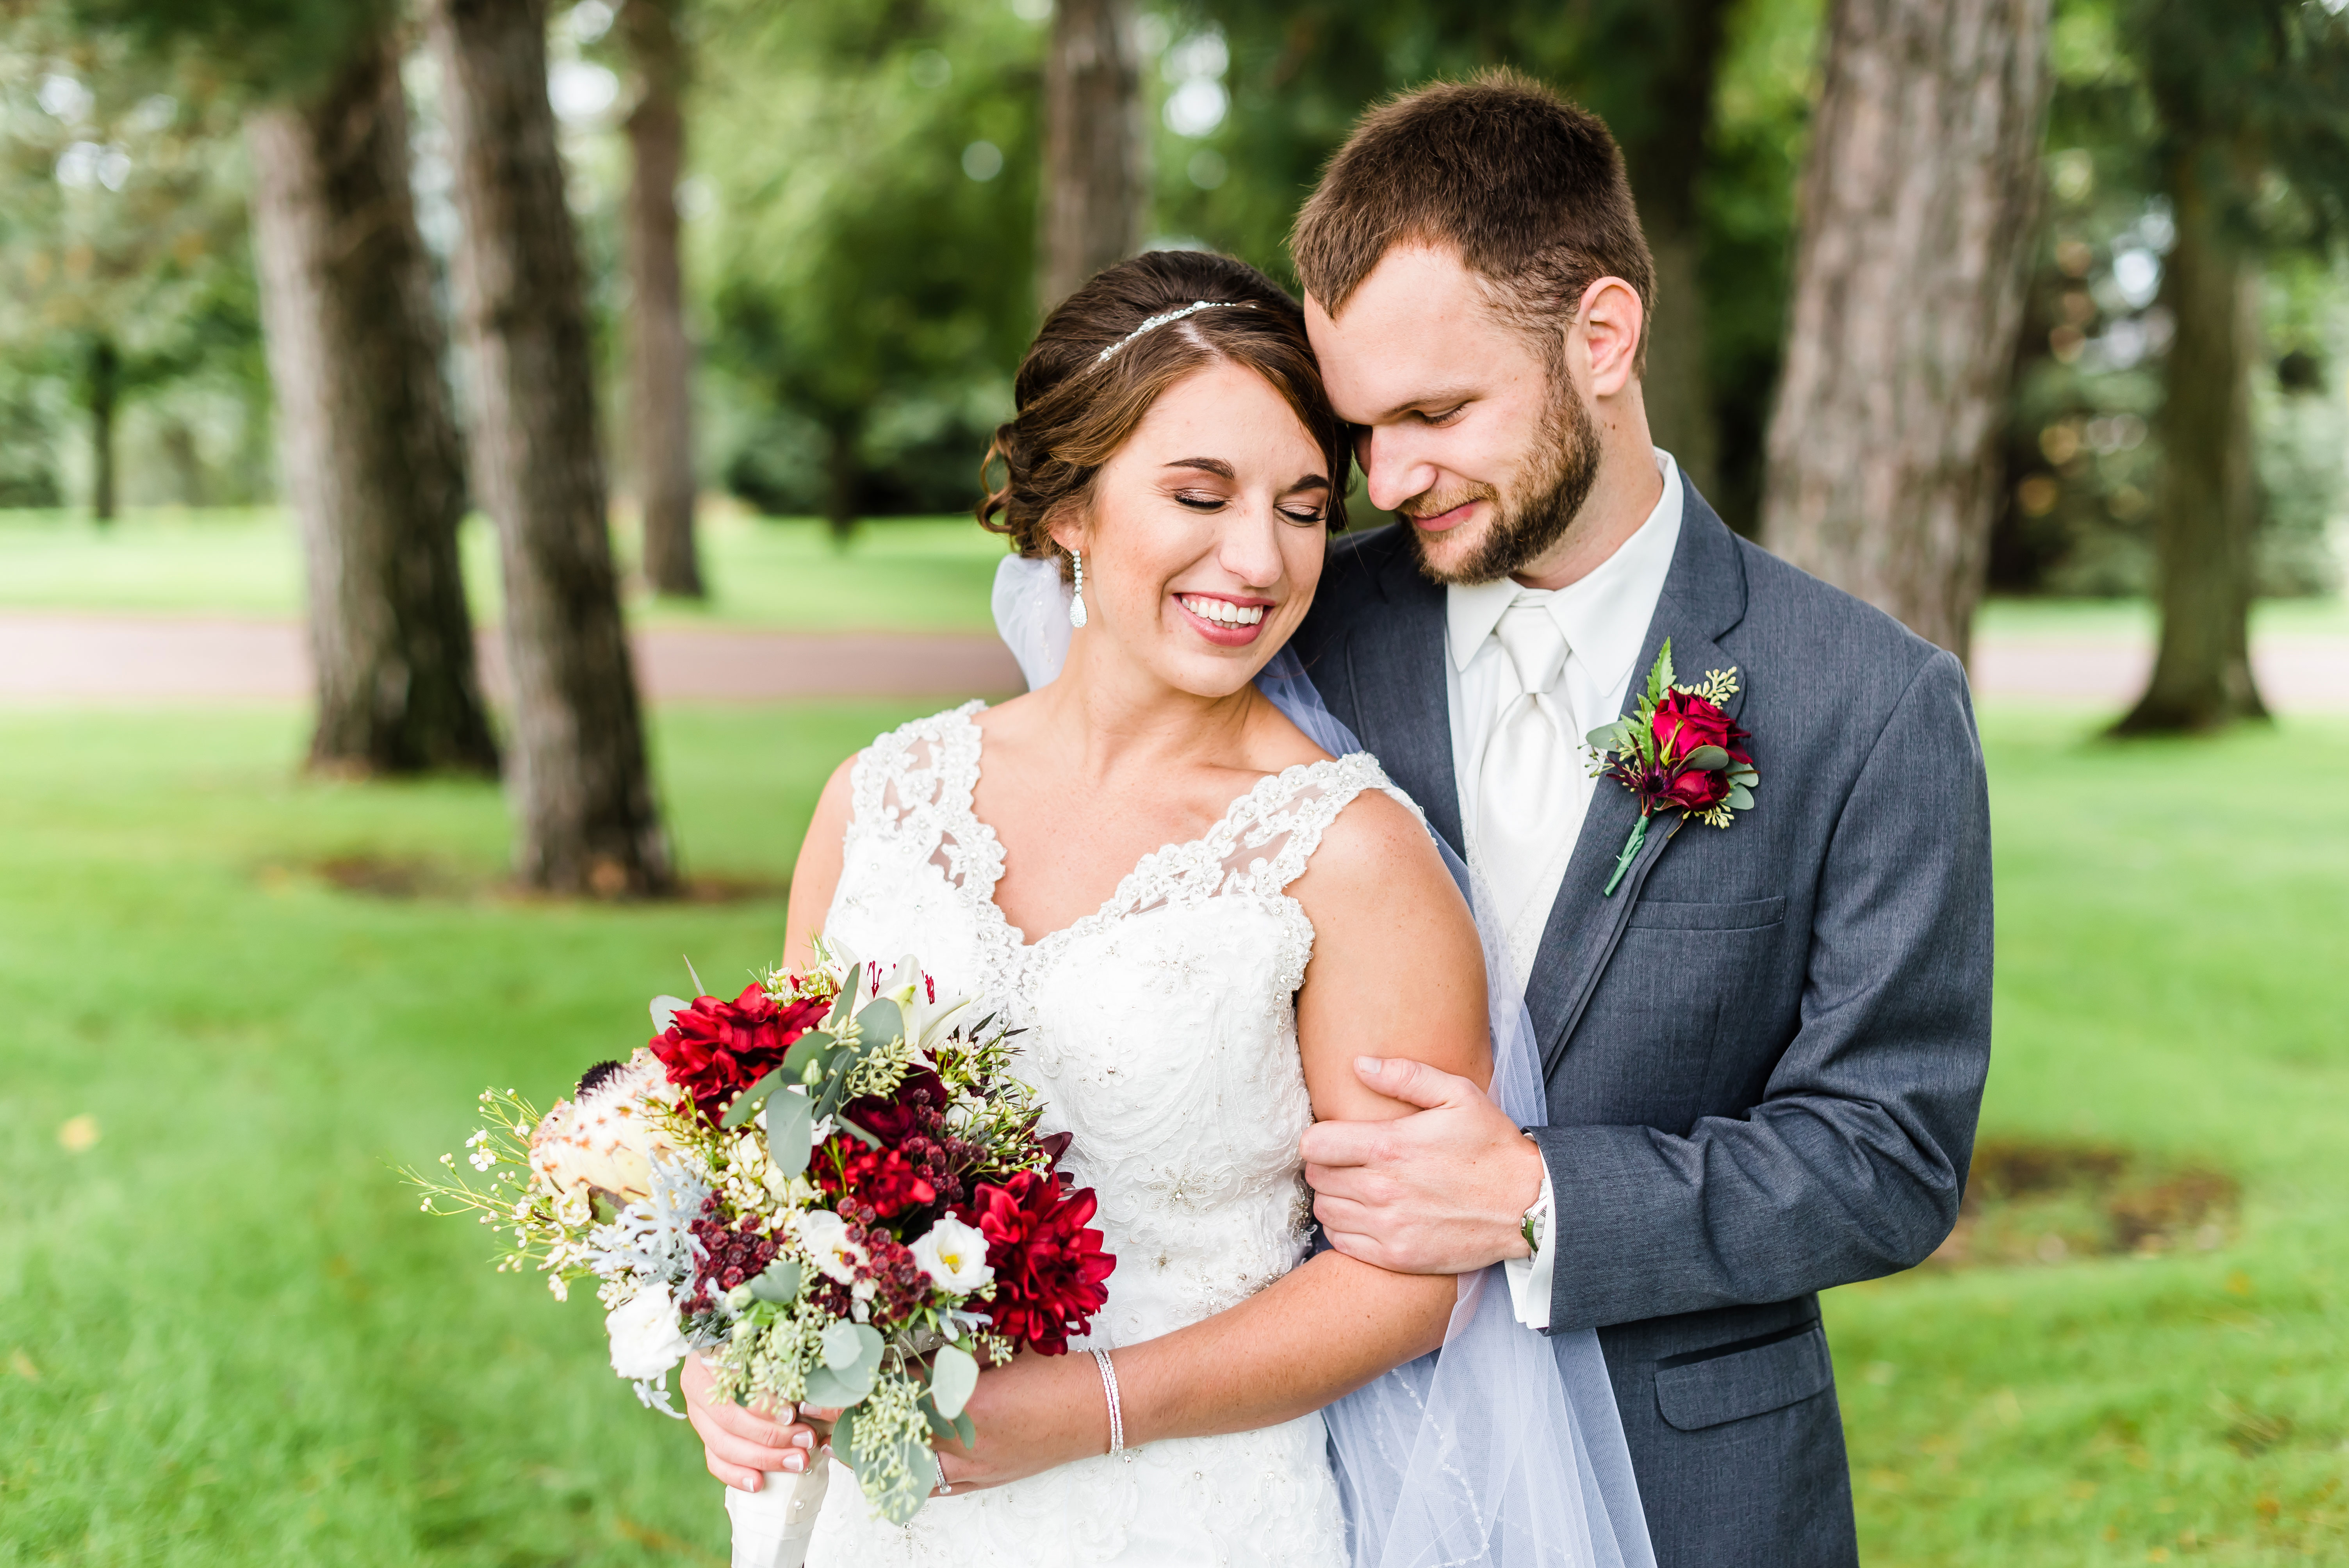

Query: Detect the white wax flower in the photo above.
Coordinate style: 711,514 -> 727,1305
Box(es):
910,1213 -> 994,1294
604,1283 -> 688,1380
798,1208 -> 867,1284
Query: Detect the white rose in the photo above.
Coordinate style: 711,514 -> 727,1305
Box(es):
604,1283 -> 689,1380
798,1208 -> 867,1284
909,1213 -> 994,1295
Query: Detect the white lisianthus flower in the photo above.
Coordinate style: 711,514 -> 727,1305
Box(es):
910,1213 -> 994,1294
798,1208 -> 867,1284
604,1283 -> 689,1379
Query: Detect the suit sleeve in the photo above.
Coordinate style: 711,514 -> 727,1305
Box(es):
1534,649 -> 1994,1331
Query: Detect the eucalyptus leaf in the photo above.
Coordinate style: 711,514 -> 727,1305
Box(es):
834,1113 -> 884,1150
766,1087 -> 814,1175
803,1359 -> 874,1409
1727,785 -> 1756,811
921,1394 -> 957,1443
1682,745 -> 1730,772
951,1411 -> 975,1448
649,994 -> 689,1033
747,1260 -> 801,1305
855,997 -> 904,1053
783,1030 -> 834,1080
720,1066 -> 788,1128
831,1402 -> 859,1459
927,1342 -> 979,1420
820,1320 -> 866,1370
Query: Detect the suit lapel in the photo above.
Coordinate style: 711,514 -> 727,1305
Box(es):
1338,547 -> 1465,857
1524,490 -> 1752,1077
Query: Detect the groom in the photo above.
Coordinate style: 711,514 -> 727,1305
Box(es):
1289,73 -> 1992,1566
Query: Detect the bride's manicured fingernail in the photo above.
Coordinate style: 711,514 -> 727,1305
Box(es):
791,1430 -> 814,1450
783,1452 -> 805,1473
736,1474 -> 758,1492
1356,1055 -> 1383,1074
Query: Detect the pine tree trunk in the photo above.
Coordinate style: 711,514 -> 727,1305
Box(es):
1618,0 -> 1730,503
1759,0 -> 2050,661
428,0 -> 673,896
88,337 -> 117,524
247,35 -> 500,778
1038,0 -> 1146,314
620,0 -> 702,599
2114,142 -> 2267,733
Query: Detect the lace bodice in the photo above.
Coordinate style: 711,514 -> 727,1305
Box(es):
810,701 -> 1407,1568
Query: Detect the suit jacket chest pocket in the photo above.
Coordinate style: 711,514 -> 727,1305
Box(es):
1586,896 -> 1789,1126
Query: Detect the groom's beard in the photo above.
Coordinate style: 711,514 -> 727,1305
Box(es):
1406,372 -> 1604,587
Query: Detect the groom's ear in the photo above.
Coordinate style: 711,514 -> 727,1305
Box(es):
1572,276 -> 1646,401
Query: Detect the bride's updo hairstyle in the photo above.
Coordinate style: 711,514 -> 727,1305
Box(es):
979,250 -> 1350,574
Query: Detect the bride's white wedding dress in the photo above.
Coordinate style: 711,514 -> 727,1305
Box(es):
807,700 -> 1411,1568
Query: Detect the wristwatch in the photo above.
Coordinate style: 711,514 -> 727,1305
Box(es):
1518,1131 -> 1551,1254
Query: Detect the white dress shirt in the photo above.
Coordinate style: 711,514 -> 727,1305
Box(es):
1447,449 -> 1683,1328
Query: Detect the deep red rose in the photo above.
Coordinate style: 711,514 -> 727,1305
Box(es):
1654,763 -> 1732,813
815,1138 -> 939,1218
1650,690 -> 1740,762
649,984 -> 829,1124
960,1169 -> 1114,1356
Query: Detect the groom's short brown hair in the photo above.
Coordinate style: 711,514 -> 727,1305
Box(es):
1291,69 -> 1653,373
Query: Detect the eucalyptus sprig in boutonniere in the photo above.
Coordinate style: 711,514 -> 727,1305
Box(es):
1586,639 -> 1759,896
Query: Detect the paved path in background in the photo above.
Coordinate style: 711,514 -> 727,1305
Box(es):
0,613 -> 1025,703
2,610 -> 2345,710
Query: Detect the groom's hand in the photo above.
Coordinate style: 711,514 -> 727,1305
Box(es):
1302,1056 -> 1547,1275
682,1352 -> 825,1492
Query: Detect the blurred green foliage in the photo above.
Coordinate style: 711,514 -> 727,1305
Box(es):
1991,0 -> 2349,599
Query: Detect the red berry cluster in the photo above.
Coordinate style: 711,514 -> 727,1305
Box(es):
683,1198 -> 781,1314
804,1199 -> 934,1327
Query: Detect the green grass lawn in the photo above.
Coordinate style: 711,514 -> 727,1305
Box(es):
0,506 -> 1009,633
2,703 -> 2344,1565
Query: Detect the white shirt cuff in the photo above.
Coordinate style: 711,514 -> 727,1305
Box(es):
1502,1165 -> 1556,1331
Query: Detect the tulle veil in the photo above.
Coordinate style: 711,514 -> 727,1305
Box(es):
991,557 -> 1656,1568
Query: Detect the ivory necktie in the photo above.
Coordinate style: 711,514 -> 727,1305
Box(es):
1477,596 -> 1584,946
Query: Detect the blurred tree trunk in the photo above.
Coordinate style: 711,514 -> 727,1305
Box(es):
2114,141 -> 2267,732
1038,0 -> 1146,314
246,34 -> 500,778
427,0 -> 674,896
87,337 -> 118,524
1759,0 -> 2050,661
1615,0 -> 1730,502
823,422 -> 858,543
620,0 -> 702,599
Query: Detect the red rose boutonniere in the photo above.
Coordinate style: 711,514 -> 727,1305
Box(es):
1586,639 -> 1759,896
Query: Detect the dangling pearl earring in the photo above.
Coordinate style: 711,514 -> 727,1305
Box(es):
1068,549 -> 1088,629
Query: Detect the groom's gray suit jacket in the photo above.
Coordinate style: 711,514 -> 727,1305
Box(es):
1292,484 -> 1993,1568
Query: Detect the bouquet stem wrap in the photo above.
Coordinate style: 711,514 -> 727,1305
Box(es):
724,1463 -> 830,1568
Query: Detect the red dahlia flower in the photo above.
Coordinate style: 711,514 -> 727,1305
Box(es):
649,984 -> 829,1124
961,1169 -> 1115,1356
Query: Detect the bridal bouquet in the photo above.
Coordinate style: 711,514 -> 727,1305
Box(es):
410,941 -> 1114,1562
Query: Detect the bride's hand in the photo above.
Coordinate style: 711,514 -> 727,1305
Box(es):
928,1348 -> 1108,1495
682,1352 -> 827,1491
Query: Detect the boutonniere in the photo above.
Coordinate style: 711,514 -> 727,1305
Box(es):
1585,639 -> 1759,896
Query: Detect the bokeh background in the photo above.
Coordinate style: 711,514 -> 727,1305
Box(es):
1,0 -> 2345,1563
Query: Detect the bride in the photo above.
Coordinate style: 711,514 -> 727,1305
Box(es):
684,250 -> 1645,1568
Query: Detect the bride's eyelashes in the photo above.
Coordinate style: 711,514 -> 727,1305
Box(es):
1168,490 -> 1328,527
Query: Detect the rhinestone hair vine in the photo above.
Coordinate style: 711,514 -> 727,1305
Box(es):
1095,300 -> 1259,365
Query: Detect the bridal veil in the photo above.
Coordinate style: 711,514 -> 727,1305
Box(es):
993,557 -> 1656,1568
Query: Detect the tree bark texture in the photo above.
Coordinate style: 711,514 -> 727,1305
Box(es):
2114,143 -> 2267,732
620,0 -> 702,599
246,36 -> 501,778
1758,0 -> 2050,661
1616,0 -> 1731,503
427,0 -> 673,896
1038,0 -> 1146,315
87,337 -> 117,524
